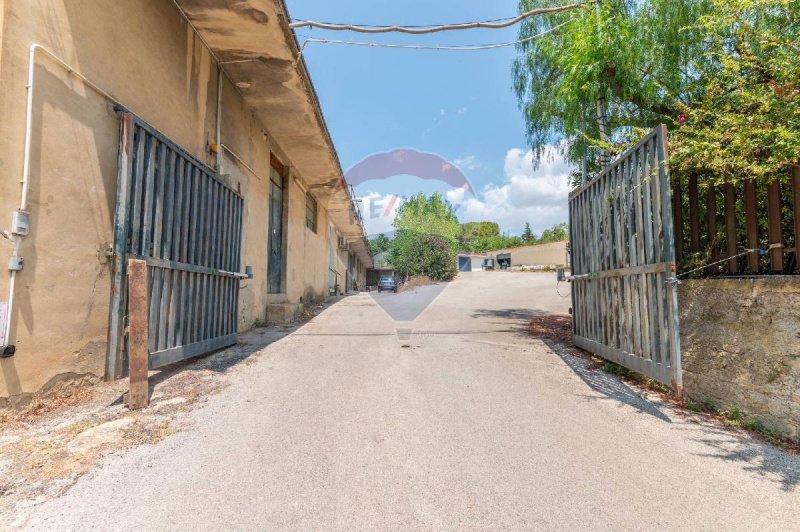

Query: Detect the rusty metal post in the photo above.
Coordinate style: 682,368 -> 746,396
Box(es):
128,258 -> 149,409
723,183 -> 737,274
767,180 -> 784,272
792,166 -> 800,273
744,180 -> 759,273
688,175 -> 700,253
672,181 -> 683,262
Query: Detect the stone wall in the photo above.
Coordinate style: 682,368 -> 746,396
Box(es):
678,278 -> 800,439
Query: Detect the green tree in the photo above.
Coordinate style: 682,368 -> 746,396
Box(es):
388,193 -> 460,280
389,232 -> 457,281
458,221 -> 500,245
538,222 -> 569,243
513,0 -> 800,185
369,233 -> 391,256
522,222 -> 536,243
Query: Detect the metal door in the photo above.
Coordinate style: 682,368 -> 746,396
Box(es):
268,165 -> 284,293
106,112 -> 245,379
568,125 -> 682,390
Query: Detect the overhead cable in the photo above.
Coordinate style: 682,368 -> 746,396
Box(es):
289,4 -> 584,34
298,20 -> 573,52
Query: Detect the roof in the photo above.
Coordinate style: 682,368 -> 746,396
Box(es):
172,0 -> 372,266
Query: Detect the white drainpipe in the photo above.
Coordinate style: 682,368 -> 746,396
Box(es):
3,44 -> 120,353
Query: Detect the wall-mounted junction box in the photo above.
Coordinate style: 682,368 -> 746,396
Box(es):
12,210 -> 30,236
8,256 -> 24,271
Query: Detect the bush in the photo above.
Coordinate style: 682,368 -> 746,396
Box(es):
389,231 -> 457,281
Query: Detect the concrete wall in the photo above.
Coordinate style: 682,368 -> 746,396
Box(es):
679,278 -> 800,439
0,0 -> 346,402
487,241 -> 569,267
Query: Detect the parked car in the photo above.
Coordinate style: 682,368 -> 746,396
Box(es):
377,275 -> 398,293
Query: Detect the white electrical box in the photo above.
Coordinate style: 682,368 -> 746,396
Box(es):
12,210 -> 30,236
8,256 -> 23,271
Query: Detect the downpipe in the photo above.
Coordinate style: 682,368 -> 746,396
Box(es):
2,44 -> 121,356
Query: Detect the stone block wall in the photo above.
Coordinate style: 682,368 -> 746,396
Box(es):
678,278 -> 800,439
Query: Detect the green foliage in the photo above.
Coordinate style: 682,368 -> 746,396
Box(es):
513,0 -> 799,185
388,193 -> 459,280
369,233 -> 391,256
389,231 -> 457,281
522,222 -> 535,243
459,221 -> 500,244
538,222 -> 569,243
457,221 -> 569,251
393,193 -> 460,241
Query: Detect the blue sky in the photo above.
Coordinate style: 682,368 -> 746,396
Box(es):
286,0 -> 573,237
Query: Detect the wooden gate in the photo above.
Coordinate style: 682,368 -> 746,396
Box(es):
106,112 -> 246,379
568,125 -> 682,390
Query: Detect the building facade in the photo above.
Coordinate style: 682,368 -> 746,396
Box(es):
0,0 -> 371,404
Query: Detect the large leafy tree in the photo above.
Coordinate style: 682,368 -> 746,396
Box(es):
513,0 -> 799,185
389,193 -> 460,280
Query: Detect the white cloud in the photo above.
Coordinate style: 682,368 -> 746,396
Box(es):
452,155 -> 479,171
448,145 -> 572,235
439,108 -> 446,116
456,107 -> 468,115
358,192 -> 403,236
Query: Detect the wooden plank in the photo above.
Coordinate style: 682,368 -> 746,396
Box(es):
744,180 -> 759,273
723,183 -> 737,274
793,166 -> 800,273
688,175 -> 700,253
127,258 -> 149,409
767,180 -> 784,271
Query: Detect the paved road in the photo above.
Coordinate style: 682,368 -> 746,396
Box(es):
21,272 -> 800,529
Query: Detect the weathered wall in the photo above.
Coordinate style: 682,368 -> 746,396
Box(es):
487,241 -> 569,267
0,0 -> 342,401
679,278 -> 800,439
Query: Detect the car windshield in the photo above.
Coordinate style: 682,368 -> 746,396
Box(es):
380,276 -> 394,283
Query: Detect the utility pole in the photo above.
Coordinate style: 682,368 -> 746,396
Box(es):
594,0 -> 609,170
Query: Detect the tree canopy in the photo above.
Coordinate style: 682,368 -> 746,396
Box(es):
513,0 -> 800,185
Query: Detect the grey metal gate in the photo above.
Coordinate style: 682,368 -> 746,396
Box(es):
568,125 -> 682,390
106,112 -> 245,379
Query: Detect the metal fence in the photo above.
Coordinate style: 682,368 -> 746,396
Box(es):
568,125 -> 682,390
106,112 -> 245,379
672,168 -> 800,276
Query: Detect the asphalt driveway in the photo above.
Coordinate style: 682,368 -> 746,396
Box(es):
15,272 -> 800,530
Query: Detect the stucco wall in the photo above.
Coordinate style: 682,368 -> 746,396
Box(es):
0,0 -> 343,401
487,241 -> 569,267
679,278 -> 800,439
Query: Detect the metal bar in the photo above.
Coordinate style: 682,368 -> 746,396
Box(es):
744,180 -> 759,273
150,334 -> 238,369
672,181 -> 683,262
689,175 -> 700,253
707,185 -> 719,266
723,182 -> 738,274
767,180 -> 784,271
127,258 -> 149,409
793,166 -> 800,273
140,135 -> 157,257
105,112 -> 134,380
657,125 -> 682,390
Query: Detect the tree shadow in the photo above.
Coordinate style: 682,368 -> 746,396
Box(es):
679,418 -> 800,492
470,308 -> 548,335
543,338 -> 673,423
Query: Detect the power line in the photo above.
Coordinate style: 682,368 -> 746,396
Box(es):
298,20 -> 574,53
289,4 -> 584,34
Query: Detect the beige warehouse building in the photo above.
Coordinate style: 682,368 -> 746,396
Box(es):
0,0 -> 371,405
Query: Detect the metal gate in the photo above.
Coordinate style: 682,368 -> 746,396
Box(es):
568,125 -> 682,390
106,112 -> 245,379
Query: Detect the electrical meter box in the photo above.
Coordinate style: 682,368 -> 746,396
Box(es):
12,210 -> 30,236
